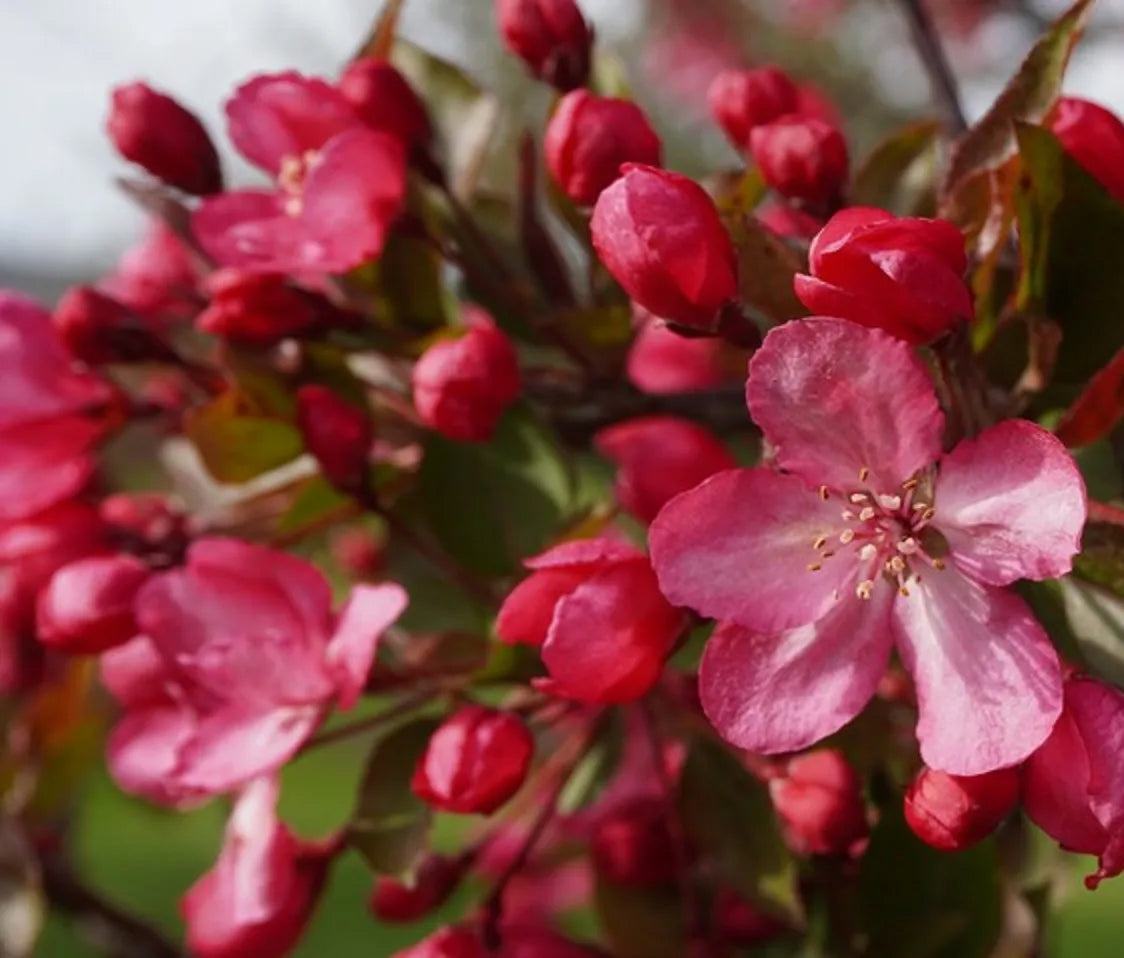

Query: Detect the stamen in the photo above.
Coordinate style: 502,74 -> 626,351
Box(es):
901,478 -> 919,492
897,537 -> 919,555
932,558 -> 946,571
849,492 -> 869,505
912,501 -> 929,512
859,506 -> 876,522
878,494 -> 902,510
807,562 -> 822,572
813,536 -> 827,551
818,485 -> 830,500
921,507 -> 936,522
841,510 -> 856,521
858,466 -> 870,482
832,589 -> 841,601
858,543 -> 877,561
821,550 -> 836,559
899,586 -> 910,597
839,529 -> 855,544
856,580 -> 874,599
886,555 -> 906,575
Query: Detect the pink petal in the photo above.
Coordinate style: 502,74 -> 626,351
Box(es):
650,469 -> 855,632
107,702 -> 205,807
936,419 -> 1086,585
0,430 -> 96,521
297,129 -> 407,273
225,72 -> 357,175
326,583 -> 408,710
699,586 -> 894,752
747,318 -> 944,493
175,705 -> 321,794
808,207 -> 892,263
100,636 -> 173,707
495,568 -> 589,646
541,562 -> 684,703
1023,698 -> 1110,856
892,571 -> 1062,775
191,190 -> 308,272
525,537 -> 642,570
1065,678 -> 1124,834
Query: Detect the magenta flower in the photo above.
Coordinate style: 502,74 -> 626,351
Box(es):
192,72 -> 407,274
0,293 -> 117,522
102,537 -> 407,805
650,318 -> 1086,775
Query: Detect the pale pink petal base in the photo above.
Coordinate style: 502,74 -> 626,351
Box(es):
892,571 -> 1062,775
699,584 -> 894,753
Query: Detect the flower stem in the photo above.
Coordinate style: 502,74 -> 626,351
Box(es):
303,690 -> 435,751
898,0 -> 968,135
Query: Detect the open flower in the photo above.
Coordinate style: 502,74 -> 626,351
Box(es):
192,72 -> 407,274
650,318 -> 1085,775
102,537 -> 407,805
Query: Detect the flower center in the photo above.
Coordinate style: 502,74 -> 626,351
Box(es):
809,466 -> 946,600
276,149 -> 321,216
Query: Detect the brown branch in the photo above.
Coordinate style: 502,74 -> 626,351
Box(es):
40,852 -> 184,958
898,0 -> 969,135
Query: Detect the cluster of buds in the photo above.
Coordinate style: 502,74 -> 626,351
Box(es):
6,1 -> 1124,956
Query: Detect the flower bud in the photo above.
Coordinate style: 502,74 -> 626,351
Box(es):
595,416 -> 736,523
339,58 -> 432,152
748,116 -> 848,211
495,0 -> 593,92
370,854 -> 465,922
497,539 -> 684,703
768,749 -> 868,856
393,925 -> 484,958
544,91 -> 662,206
793,206 -> 972,344
53,286 -> 171,366
36,555 -> 150,655
332,527 -> 385,579
296,385 -> 373,495
99,493 -> 185,558
1047,97 -> 1124,205
904,765 -> 1019,852
197,270 -> 327,346
591,165 -> 738,330
707,67 -> 800,152
412,313 -> 521,443
712,888 -> 789,947
591,798 -> 678,886
107,82 -> 223,196
412,705 -> 534,814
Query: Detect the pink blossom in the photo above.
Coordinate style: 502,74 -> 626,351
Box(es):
98,220 -> 202,320
193,72 -> 407,274
0,293 -> 117,521
650,318 -> 1085,775
1024,675 -> 1124,888
102,537 -> 406,804
182,776 -> 336,958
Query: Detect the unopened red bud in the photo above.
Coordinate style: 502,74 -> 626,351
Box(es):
769,749 -> 868,856
198,270 -> 326,346
331,527 -> 385,579
904,765 -> 1020,852
1048,97 -> 1124,205
591,165 -> 738,330
393,925 -> 483,958
544,90 -> 662,207
54,286 -> 171,366
749,116 -> 848,211
296,385 -> 373,494
412,705 -> 534,814
591,798 -> 678,886
339,58 -> 432,152
412,313 -> 521,443
370,854 -> 464,922
707,67 -> 800,152
496,0 -> 593,91
99,494 -> 184,551
36,555 -> 150,654
107,82 -> 222,196
712,888 -> 789,947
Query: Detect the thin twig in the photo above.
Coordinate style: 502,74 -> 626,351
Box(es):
898,0 -> 969,135
302,690 -> 435,751
40,852 -> 184,958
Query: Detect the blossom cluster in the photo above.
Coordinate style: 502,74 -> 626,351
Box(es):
6,0 -> 1124,955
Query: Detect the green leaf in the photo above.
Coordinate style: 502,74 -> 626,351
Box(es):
593,877 -> 685,958
851,121 -> 942,216
275,476 -> 354,536
347,717 -> 438,878
373,229 -> 451,335
858,795 -> 1002,958
942,0 -> 1092,199
414,405 -> 574,576
185,391 -> 303,484
1013,123 -> 1124,383
677,736 -> 802,925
